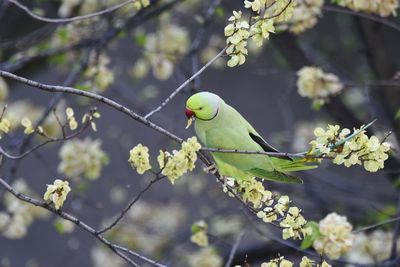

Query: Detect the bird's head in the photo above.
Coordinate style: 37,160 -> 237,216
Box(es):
185,92 -> 221,128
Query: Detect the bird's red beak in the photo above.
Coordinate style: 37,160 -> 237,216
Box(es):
185,107 -> 195,118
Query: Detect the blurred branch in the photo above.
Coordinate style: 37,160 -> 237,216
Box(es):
353,215 -> 400,233
0,70 -> 184,143
144,46 -> 228,119
323,5 -> 400,32
6,0 -> 134,23
0,120 -> 90,160
0,176 -> 168,267
344,80 -> 400,88
189,0 -> 223,92
390,194 -> 400,260
0,0 -> 181,72
353,18 -> 400,186
225,230 -> 246,267
0,42 -> 90,72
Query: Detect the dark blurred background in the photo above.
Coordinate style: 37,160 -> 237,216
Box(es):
1,0 -> 400,266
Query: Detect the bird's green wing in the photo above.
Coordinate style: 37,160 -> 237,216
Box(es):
248,168 -> 303,184
248,132 -> 292,161
228,105 -> 292,161
213,156 -> 253,182
232,106 -> 318,171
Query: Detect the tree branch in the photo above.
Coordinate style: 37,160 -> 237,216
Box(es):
97,175 -> 165,234
7,0 -> 135,23
144,46 -> 227,119
323,5 -> 400,33
0,70 -> 184,144
0,176 -> 168,267
224,230 -> 246,267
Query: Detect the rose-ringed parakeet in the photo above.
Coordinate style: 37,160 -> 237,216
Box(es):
185,92 -> 317,184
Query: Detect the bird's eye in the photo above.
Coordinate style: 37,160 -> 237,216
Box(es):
199,107 -> 203,110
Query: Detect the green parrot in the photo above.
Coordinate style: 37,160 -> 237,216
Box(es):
185,91 -> 317,184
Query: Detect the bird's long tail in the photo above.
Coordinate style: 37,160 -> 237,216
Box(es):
249,168 -> 303,184
271,157 -> 319,172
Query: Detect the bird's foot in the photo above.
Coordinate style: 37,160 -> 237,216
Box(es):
203,163 -> 218,174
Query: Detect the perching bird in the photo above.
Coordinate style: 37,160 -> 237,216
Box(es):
185,92 -> 317,184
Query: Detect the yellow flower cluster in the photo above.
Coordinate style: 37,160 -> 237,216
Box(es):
66,107 -> 78,130
58,138 -> 109,180
346,229 -> 400,264
1,100 -> 66,137
310,124 -> 391,172
187,247 -> 223,267
313,212 -> 354,260
256,256 -> 331,267
158,137 -> 202,184
261,256 -> 293,267
0,77 -> 8,102
336,0 -> 399,17
190,220 -> 209,247
133,0 -> 150,10
43,179 -> 71,210
82,109 -> 101,132
280,0 -> 324,34
234,179 -> 309,240
280,206 -> 310,240
241,179 -> 273,208
0,179 -> 49,239
0,117 -> 10,138
128,144 -> 152,174
132,16 -> 189,80
224,0 -> 294,67
127,137 -> 201,182
225,11 -> 250,67
296,66 -> 343,106
83,53 -> 114,92
21,117 -> 35,135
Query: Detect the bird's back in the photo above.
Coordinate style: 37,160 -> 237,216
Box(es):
195,102 -> 275,172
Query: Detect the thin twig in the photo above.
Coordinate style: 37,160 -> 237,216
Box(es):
1,0 -> 180,72
344,80 -> 400,88
225,230 -> 246,267
390,194 -> 400,259
97,175 -> 165,234
7,0 -> 134,23
201,147 -> 323,158
323,5 -> 400,32
144,46 -> 228,119
189,0 -> 223,91
0,122 -> 90,160
264,0 -> 292,19
0,177 -> 169,267
0,70 -> 184,144
353,215 -> 400,233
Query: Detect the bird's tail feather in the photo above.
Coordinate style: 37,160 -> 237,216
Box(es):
271,158 -> 319,172
249,168 -> 303,184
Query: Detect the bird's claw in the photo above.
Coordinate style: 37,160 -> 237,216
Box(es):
203,163 -> 218,174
